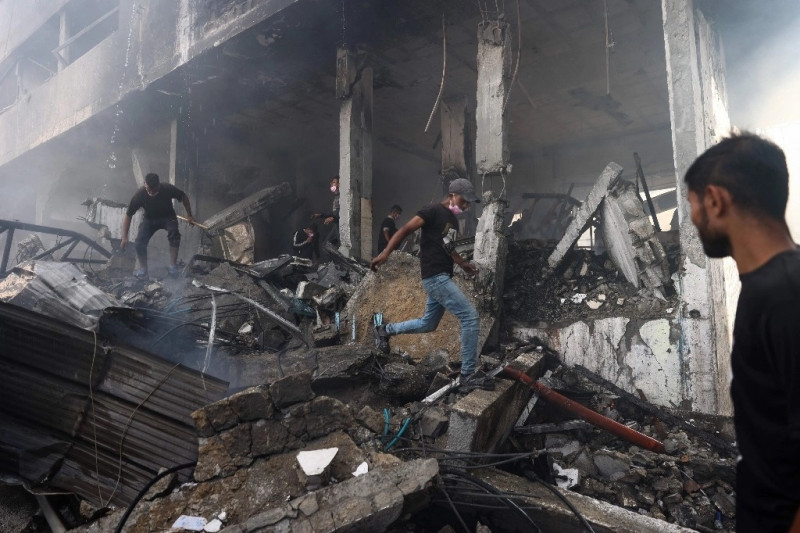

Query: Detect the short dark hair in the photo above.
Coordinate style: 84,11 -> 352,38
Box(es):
331,176 -> 340,183
684,133 -> 788,220
144,173 -> 160,189
390,205 -> 402,213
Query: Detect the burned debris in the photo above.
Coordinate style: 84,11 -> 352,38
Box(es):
0,0 -> 760,530
0,158 -> 740,532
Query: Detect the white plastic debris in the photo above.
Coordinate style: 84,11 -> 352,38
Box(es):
238,323 -> 253,334
586,299 -> 603,310
296,448 -> 338,476
553,463 -> 580,489
597,293 -> 607,301
218,512 -> 227,521
570,293 -> 587,304
172,515 -> 207,531
352,461 -> 369,477
666,307 -> 674,314
204,518 -> 223,532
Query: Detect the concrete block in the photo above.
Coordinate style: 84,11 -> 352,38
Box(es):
592,449 -> 631,479
270,371 -> 314,408
447,352 -> 545,453
228,385 -> 273,421
312,324 -> 339,347
296,281 -> 327,300
419,406 -> 449,439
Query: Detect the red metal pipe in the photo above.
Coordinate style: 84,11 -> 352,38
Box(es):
503,366 -> 666,454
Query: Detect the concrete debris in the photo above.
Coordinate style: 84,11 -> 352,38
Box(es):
602,180 -> 670,291
548,162 -> 624,270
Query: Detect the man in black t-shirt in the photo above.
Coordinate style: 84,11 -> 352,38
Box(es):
121,173 -> 196,278
370,178 -> 494,393
377,205 -> 402,254
311,176 -> 341,248
685,133 -> 800,532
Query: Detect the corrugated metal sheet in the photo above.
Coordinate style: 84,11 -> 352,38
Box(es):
0,302 -> 228,507
0,261 -> 121,330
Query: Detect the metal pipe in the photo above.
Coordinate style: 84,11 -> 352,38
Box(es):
34,495 -> 67,533
502,366 -> 665,454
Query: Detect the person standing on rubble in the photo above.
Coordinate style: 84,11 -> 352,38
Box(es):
377,204 -> 403,254
685,133 -> 800,533
312,175 -> 340,248
292,222 -> 319,262
121,172 -> 196,278
369,178 -> 494,393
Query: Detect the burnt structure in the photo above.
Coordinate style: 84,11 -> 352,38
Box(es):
0,0 -> 797,423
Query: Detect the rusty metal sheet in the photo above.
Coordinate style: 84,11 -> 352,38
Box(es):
0,302 -> 228,506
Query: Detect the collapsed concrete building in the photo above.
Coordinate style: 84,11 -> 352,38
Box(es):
0,0 -> 797,531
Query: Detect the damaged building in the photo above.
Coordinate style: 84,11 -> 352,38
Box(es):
1,0 -> 798,531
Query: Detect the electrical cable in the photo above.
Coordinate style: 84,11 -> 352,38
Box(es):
440,467 -> 542,532
424,14 -> 447,133
520,465 -> 596,533
113,461 -> 196,533
385,417 -> 411,451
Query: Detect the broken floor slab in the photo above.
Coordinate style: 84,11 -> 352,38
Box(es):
548,162 -> 623,271
602,180 -> 670,292
476,467 -> 696,533
202,182 -> 293,231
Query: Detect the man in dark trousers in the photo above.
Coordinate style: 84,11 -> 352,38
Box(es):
312,175 -> 340,247
370,178 -> 493,393
377,204 -> 402,254
121,173 -> 195,277
685,133 -> 800,532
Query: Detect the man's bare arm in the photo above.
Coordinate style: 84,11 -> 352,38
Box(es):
370,216 -> 425,270
121,215 -> 132,251
182,196 -> 196,224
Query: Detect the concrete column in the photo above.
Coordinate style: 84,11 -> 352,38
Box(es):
337,47 -> 373,260
475,19 -> 510,181
441,96 -> 476,235
169,117 -> 197,205
473,192 -> 508,346
662,0 -> 732,415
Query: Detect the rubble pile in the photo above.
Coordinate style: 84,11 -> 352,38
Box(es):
511,359 -> 737,531
503,237 -> 680,327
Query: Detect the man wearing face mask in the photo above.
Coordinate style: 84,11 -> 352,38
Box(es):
312,176 -> 340,248
369,178 -> 494,393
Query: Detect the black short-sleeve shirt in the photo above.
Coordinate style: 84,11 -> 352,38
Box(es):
731,248 -> 800,530
377,216 -> 397,253
126,184 -> 186,219
417,203 -> 458,279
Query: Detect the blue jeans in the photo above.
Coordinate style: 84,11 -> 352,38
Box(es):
386,273 -> 479,375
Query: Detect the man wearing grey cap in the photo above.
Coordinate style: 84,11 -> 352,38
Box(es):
369,178 -> 494,393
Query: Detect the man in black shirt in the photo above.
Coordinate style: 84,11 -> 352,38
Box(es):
377,205 -> 402,254
370,178 -> 494,393
121,173 -> 196,278
312,175 -> 340,248
685,133 -> 800,532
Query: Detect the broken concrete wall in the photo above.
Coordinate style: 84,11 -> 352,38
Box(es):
514,317 -> 688,410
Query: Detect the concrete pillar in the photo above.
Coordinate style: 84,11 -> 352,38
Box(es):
473,192 -> 508,347
475,19 -> 510,182
337,47 -> 373,260
662,0 -> 732,414
169,117 -> 197,207
441,96 -> 476,235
